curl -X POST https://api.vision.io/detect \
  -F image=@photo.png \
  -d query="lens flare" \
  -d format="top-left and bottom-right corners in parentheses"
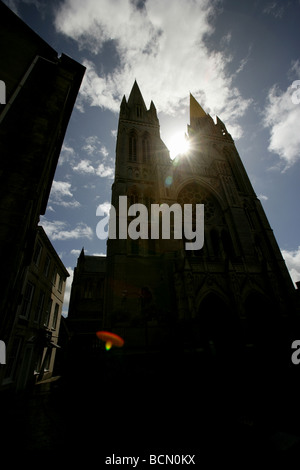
top-left (165, 175), bottom-right (173, 187)
top-left (96, 331), bottom-right (124, 350)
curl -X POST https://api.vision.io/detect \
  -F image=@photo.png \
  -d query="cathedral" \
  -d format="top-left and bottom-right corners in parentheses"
top-left (68, 81), bottom-right (296, 359)
top-left (66, 81), bottom-right (299, 453)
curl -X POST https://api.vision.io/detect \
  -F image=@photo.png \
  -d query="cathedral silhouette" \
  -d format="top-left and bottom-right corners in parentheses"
top-left (65, 82), bottom-right (299, 454)
top-left (68, 80), bottom-right (296, 355)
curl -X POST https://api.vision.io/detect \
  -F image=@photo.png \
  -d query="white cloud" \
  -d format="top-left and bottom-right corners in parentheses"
top-left (72, 159), bottom-right (114, 178)
top-left (83, 137), bottom-right (110, 159)
top-left (82, 135), bottom-right (102, 156)
top-left (49, 180), bottom-right (81, 208)
top-left (281, 247), bottom-right (300, 286)
top-left (96, 201), bottom-right (111, 215)
top-left (100, 145), bottom-right (109, 158)
top-left (70, 249), bottom-right (81, 256)
top-left (51, 180), bottom-right (73, 198)
top-left (258, 194), bottom-right (269, 201)
top-left (58, 143), bottom-right (76, 166)
top-left (54, 0), bottom-right (251, 137)
top-left (263, 62), bottom-right (300, 168)
top-left (40, 219), bottom-right (93, 241)
top-left (96, 163), bottom-right (114, 178)
top-left (73, 159), bottom-right (95, 174)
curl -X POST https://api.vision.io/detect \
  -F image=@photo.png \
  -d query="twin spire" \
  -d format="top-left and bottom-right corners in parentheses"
top-left (125, 80), bottom-right (207, 122)
top-left (189, 93), bottom-right (206, 120)
top-left (123, 81), bottom-right (230, 140)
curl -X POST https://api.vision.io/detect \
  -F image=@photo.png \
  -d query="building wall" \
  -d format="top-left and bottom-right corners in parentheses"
top-left (0, 3), bottom-right (84, 392)
top-left (1, 226), bottom-right (69, 392)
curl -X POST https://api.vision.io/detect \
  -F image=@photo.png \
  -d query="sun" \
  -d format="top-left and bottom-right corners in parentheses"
top-left (167, 132), bottom-right (190, 159)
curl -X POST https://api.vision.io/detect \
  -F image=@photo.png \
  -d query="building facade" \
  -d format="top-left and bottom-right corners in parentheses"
top-left (1, 227), bottom-right (69, 392)
top-left (0, 2), bottom-right (85, 391)
top-left (67, 250), bottom-right (106, 351)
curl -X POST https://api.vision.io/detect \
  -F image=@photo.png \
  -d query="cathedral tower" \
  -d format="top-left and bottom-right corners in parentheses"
top-left (104, 82), bottom-right (296, 356)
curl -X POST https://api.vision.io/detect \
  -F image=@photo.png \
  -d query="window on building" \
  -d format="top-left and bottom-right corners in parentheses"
top-left (129, 133), bottom-right (137, 162)
top-left (52, 303), bottom-right (59, 330)
top-left (58, 274), bottom-right (63, 293)
top-left (43, 255), bottom-right (51, 277)
top-left (136, 105), bottom-right (142, 118)
top-left (20, 282), bottom-right (35, 319)
top-left (34, 290), bottom-right (45, 323)
top-left (51, 268), bottom-right (57, 286)
top-left (142, 137), bottom-right (150, 163)
top-left (33, 241), bottom-right (42, 266)
top-left (44, 298), bottom-right (52, 327)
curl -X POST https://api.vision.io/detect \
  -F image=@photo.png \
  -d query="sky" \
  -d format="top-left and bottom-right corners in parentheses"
top-left (3, 0), bottom-right (300, 316)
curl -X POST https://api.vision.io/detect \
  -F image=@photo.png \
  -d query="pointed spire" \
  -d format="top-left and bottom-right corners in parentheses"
top-left (149, 100), bottom-right (158, 121)
top-left (190, 93), bottom-right (206, 120)
top-left (128, 80), bottom-right (147, 111)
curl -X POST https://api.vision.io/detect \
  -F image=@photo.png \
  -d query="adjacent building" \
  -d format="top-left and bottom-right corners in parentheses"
top-left (1, 226), bottom-right (69, 391)
top-left (67, 250), bottom-right (106, 353)
top-left (0, 2), bottom-right (85, 392)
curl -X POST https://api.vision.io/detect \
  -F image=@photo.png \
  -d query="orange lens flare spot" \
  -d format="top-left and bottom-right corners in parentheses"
top-left (96, 331), bottom-right (124, 350)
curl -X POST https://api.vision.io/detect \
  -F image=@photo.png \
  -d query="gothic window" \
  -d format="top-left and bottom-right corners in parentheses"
top-left (142, 135), bottom-right (150, 163)
top-left (177, 182), bottom-right (215, 221)
top-left (136, 105), bottom-right (142, 118)
top-left (129, 132), bottom-right (137, 162)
